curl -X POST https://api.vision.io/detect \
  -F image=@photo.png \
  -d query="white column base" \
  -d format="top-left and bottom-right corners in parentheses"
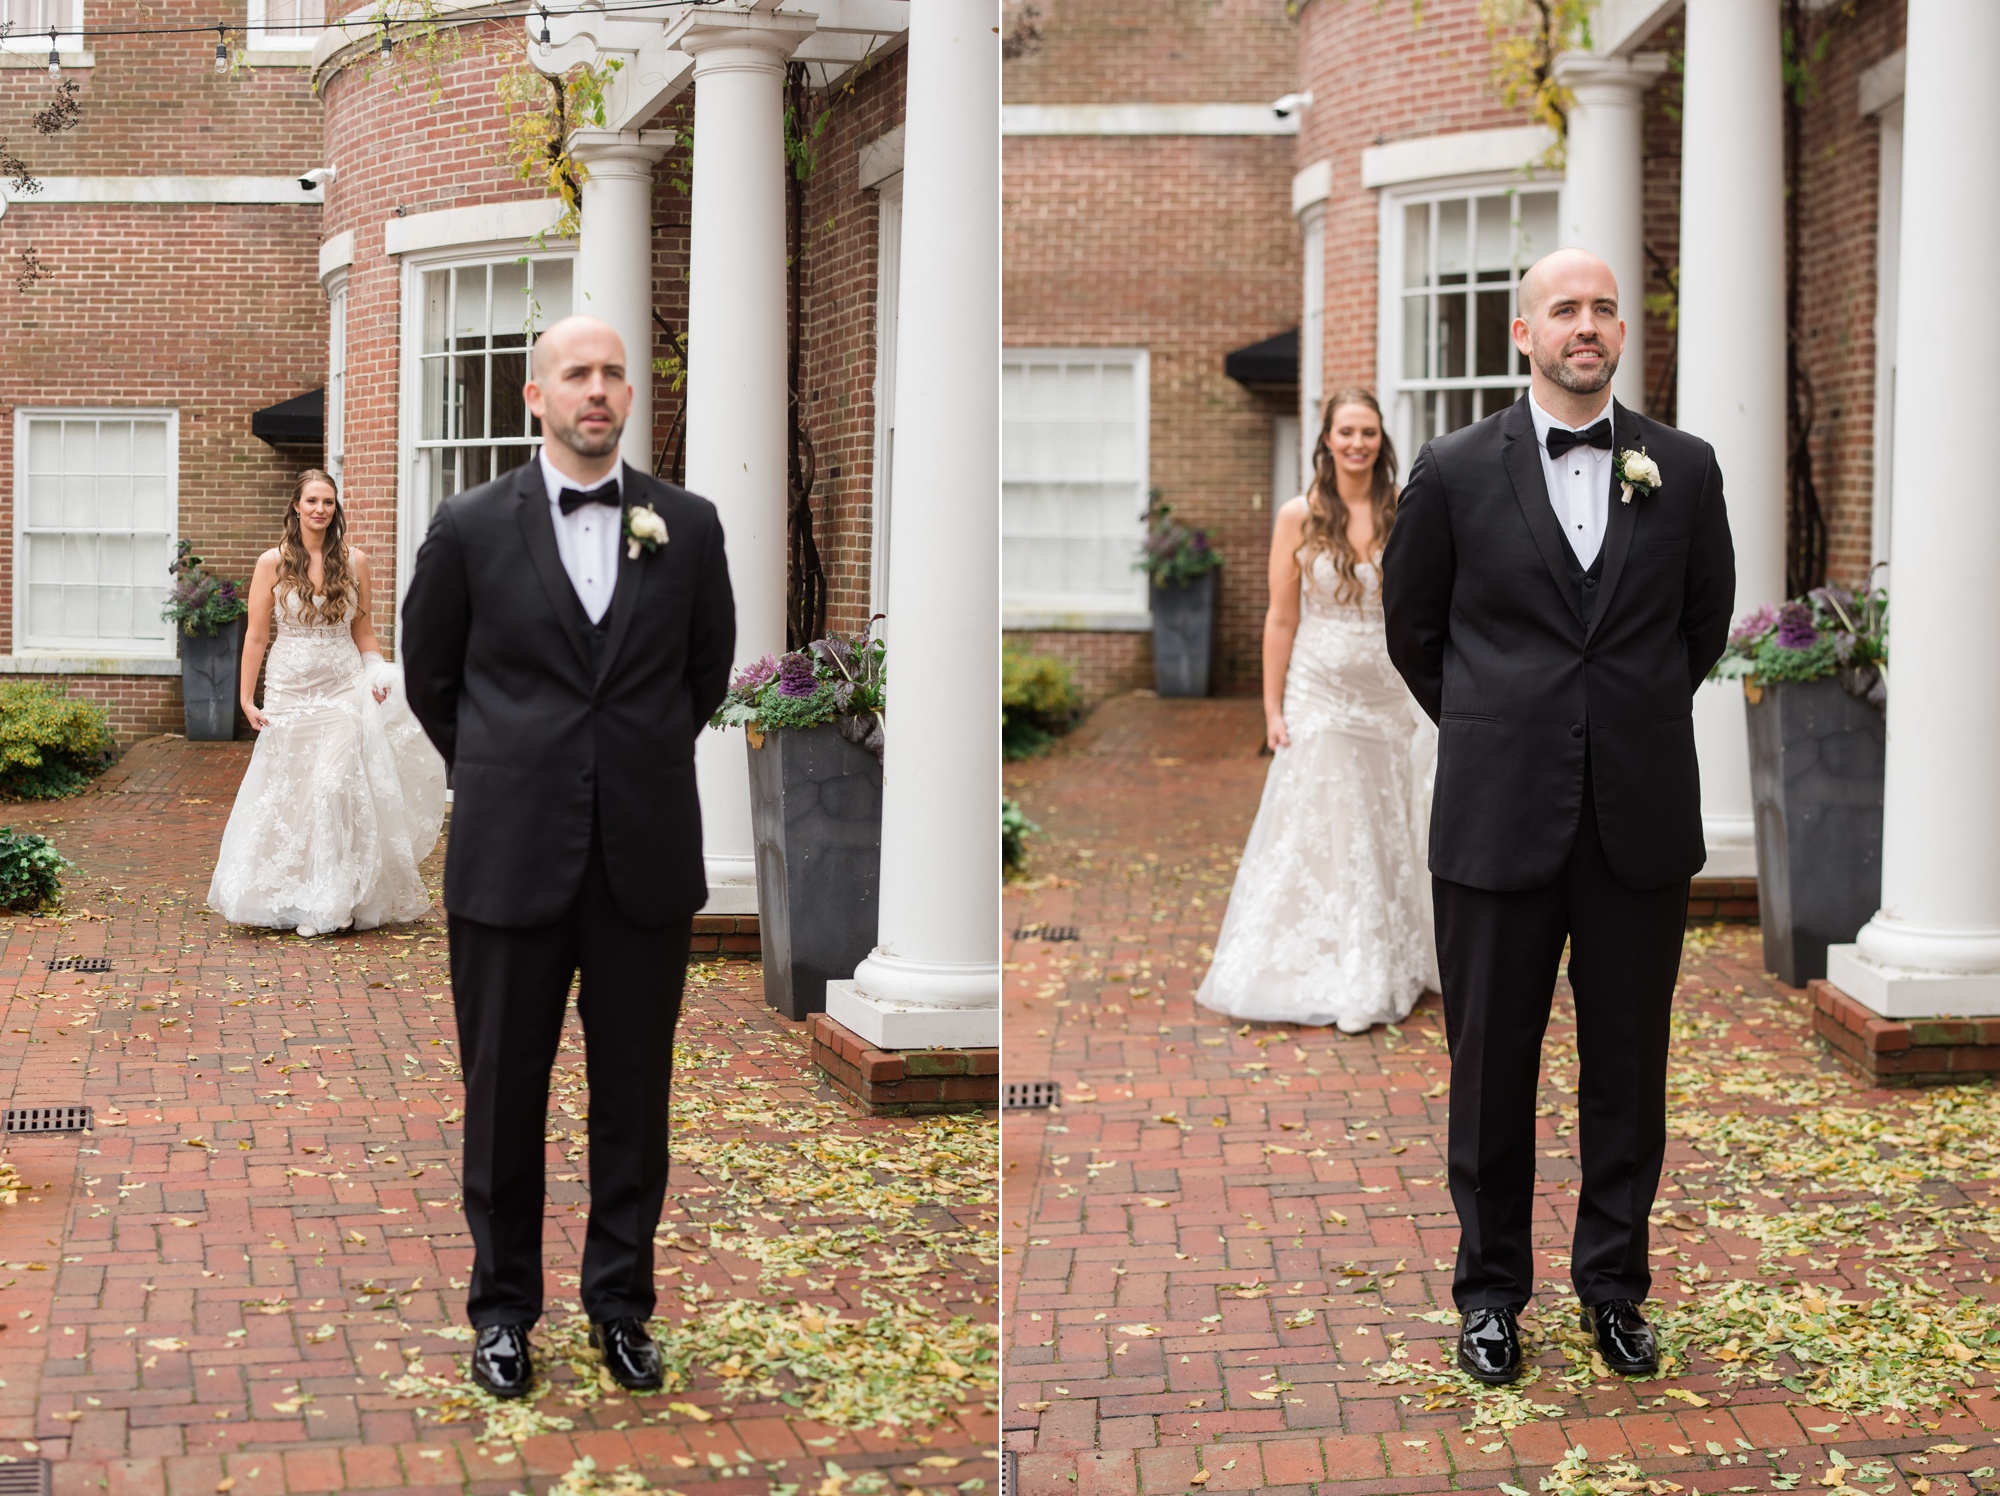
top-left (825, 979), bottom-right (999, 1050)
top-left (1698, 816), bottom-right (1758, 879)
top-left (1828, 943), bottom-right (2000, 1018)
top-left (1693, 677), bottom-right (1758, 878)
top-left (698, 857), bottom-right (758, 916)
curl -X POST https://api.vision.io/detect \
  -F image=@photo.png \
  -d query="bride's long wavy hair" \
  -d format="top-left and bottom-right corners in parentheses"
top-left (1299, 388), bottom-right (1399, 606)
top-left (274, 469), bottom-right (354, 626)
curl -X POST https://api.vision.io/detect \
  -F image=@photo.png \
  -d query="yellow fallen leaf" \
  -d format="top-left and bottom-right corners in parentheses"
top-left (216, 1481), bottom-right (235, 1494)
top-left (1190, 1475), bottom-right (1211, 1487)
top-left (1115, 1325), bottom-right (1160, 1337)
top-left (667, 1401), bottom-right (712, 1422)
top-left (1141, 1199), bottom-right (1171, 1208)
top-left (1249, 1390), bottom-right (1280, 1401)
top-left (917, 1458), bottom-right (961, 1470)
top-left (170, 1218), bottom-right (196, 1228)
top-left (146, 1338), bottom-right (186, 1351)
top-left (1669, 1446), bottom-right (1691, 1456)
top-left (670, 1456), bottom-right (697, 1469)
top-left (1927, 1446), bottom-right (1971, 1457)
top-left (1665, 1389), bottom-right (1710, 1408)
top-left (1325, 1210), bottom-right (1348, 1225)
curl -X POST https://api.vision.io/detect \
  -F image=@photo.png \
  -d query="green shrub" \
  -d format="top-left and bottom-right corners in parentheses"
top-left (0, 828), bottom-right (70, 911)
top-left (1002, 646), bottom-right (1081, 760)
top-left (1002, 798), bottom-right (1039, 877)
top-left (0, 683), bottom-right (114, 801)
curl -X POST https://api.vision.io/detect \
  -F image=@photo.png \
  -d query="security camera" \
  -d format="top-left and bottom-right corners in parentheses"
top-left (299, 166), bottom-right (336, 192)
top-left (1271, 91), bottom-right (1313, 118)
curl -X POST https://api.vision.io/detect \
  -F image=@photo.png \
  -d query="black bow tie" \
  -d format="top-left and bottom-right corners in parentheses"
top-left (1545, 419), bottom-right (1613, 458)
top-left (558, 484), bottom-right (621, 515)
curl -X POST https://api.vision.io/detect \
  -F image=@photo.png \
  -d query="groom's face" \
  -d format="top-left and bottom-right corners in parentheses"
top-left (1513, 257), bottom-right (1624, 397)
top-left (525, 324), bottom-right (631, 461)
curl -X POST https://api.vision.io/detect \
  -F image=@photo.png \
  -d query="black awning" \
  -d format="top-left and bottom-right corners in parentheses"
top-left (1223, 328), bottom-right (1299, 391)
top-left (250, 388), bottom-right (325, 446)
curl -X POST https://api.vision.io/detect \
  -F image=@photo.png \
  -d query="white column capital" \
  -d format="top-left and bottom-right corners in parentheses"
top-left (672, 7), bottom-right (815, 69)
top-left (566, 127), bottom-right (676, 175)
top-left (1552, 50), bottom-right (1670, 103)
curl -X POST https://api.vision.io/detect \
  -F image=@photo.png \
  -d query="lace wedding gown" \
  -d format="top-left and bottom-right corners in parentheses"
top-left (1196, 556), bottom-right (1440, 1030)
top-left (208, 591), bottom-right (447, 933)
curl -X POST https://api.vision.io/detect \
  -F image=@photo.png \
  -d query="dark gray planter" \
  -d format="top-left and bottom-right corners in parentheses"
top-left (1150, 570), bottom-right (1217, 698)
top-left (179, 618), bottom-right (245, 742)
top-left (747, 722), bottom-right (883, 1021)
top-left (1746, 676), bottom-right (1885, 986)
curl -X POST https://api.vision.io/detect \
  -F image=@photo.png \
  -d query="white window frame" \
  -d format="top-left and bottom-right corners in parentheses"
top-left (395, 238), bottom-right (576, 596)
top-left (325, 269), bottom-right (348, 481)
top-left (0, 0), bottom-right (78, 52)
top-left (1299, 204), bottom-right (1325, 478)
top-left (1001, 346), bottom-right (1151, 629)
top-left (11, 406), bottom-right (179, 660)
top-left (242, 0), bottom-right (323, 56)
top-left (1375, 174), bottom-right (1564, 461)
top-left (870, 172), bottom-right (902, 622)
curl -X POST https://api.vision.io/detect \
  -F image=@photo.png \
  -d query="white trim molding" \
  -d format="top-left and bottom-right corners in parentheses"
top-left (318, 229), bottom-right (355, 286)
top-left (0, 654), bottom-right (180, 676)
top-left (858, 125), bottom-right (904, 191)
top-left (1002, 103), bottom-right (1298, 137)
top-left (1858, 48), bottom-right (1905, 118)
top-left (0, 176), bottom-right (321, 213)
top-left (1293, 158), bottom-right (1332, 217)
top-left (1002, 612), bottom-right (1152, 634)
top-left (1594, 0), bottom-right (1683, 56)
top-left (0, 49), bottom-right (92, 67)
top-left (1360, 126), bottom-right (1558, 189)
top-left (382, 199), bottom-right (564, 258)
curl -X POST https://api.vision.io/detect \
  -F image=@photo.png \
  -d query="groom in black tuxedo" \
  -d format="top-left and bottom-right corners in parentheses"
top-left (402, 315), bottom-right (735, 1398)
top-left (1382, 249), bottom-right (1734, 1384)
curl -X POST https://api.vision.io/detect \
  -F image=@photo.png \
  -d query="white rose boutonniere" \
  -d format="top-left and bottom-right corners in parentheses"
top-left (1615, 448), bottom-right (1662, 505)
top-left (624, 503), bottom-right (668, 560)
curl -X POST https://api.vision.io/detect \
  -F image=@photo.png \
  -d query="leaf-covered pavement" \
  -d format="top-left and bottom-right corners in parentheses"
top-left (1003, 694), bottom-right (2000, 1495)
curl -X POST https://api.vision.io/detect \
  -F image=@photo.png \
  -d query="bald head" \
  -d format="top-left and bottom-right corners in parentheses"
top-left (530, 314), bottom-right (626, 382)
top-left (524, 314), bottom-right (632, 475)
top-left (1512, 248), bottom-right (1624, 409)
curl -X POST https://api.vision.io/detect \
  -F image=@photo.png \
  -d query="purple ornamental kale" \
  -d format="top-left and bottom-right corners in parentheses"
top-left (775, 651), bottom-right (820, 698)
top-left (1774, 601), bottom-right (1819, 650)
top-left (1729, 604), bottom-right (1779, 647)
top-left (732, 654), bottom-right (779, 694)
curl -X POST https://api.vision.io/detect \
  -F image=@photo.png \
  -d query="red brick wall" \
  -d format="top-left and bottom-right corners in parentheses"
top-left (8, 675), bottom-right (183, 745)
top-left (1004, 627), bottom-right (1152, 706)
top-left (1002, 0), bottom-right (1298, 105)
top-left (1638, 19), bottom-right (1683, 426)
top-left (1790, 0), bottom-right (1904, 589)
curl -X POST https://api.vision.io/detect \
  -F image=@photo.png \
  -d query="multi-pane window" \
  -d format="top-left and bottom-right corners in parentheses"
top-left (1001, 350), bottom-right (1149, 620)
top-left (246, 0), bottom-right (322, 44)
top-left (411, 254), bottom-right (573, 538)
top-left (1390, 187), bottom-right (1560, 453)
top-left (0, 0), bottom-right (78, 45)
top-left (14, 411), bottom-right (176, 657)
top-left (326, 277), bottom-right (347, 478)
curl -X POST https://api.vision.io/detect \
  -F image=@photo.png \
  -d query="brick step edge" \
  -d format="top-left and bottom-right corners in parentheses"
top-left (1688, 876), bottom-right (1758, 924)
top-left (690, 913), bottom-right (759, 959)
top-left (808, 1012), bottom-right (997, 1116)
top-left (1810, 977), bottom-right (2000, 1086)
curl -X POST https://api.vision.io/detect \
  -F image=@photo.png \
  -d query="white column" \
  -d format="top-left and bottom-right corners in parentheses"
top-left (1829, 0), bottom-right (2000, 1015)
top-left (1676, 0), bottom-right (1787, 880)
top-left (1553, 52), bottom-right (1667, 414)
top-left (826, 0), bottom-right (999, 1050)
top-left (568, 129), bottom-right (672, 473)
top-left (678, 12), bottom-right (812, 910)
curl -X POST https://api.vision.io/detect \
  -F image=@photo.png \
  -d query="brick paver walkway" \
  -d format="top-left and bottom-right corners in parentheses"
top-left (0, 737), bottom-right (996, 1495)
top-left (1003, 695), bottom-right (2000, 1496)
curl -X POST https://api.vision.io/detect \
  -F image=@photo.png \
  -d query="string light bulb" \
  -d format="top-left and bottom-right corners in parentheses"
top-left (47, 29), bottom-right (59, 77)
top-left (214, 27), bottom-right (229, 73)
top-left (537, 7), bottom-right (551, 57)
top-left (377, 26), bottom-right (392, 60)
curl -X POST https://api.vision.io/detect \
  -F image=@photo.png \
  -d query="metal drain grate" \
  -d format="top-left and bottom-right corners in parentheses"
top-left (999, 1450), bottom-right (1017, 1496)
top-left (1002, 1080), bottom-right (1061, 1110)
top-left (1011, 924), bottom-right (1078, 942)
top-left (2, 1106), bottom-right (91, 1133)
top-left (0, 1459), bottom-right (49, 1495)
top-left (45, 956), bottom-right (111, 972)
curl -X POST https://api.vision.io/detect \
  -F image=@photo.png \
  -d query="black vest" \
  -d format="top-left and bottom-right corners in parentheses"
top-left (1562, 537), bottom-right (1607, 629)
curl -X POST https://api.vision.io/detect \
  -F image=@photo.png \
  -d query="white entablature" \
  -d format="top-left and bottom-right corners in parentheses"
top-left (531, 0), bottom-right (908, 133)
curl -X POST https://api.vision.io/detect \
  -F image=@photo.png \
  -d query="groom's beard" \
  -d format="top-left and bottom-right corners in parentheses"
top-left (1535, 337), bottom-right (1620, 395)
top-left (546, 403), bottom-right (625, 460)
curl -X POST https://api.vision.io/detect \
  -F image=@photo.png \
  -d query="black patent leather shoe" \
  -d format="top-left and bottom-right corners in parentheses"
top-left (591, 1316), bottom-right (664, 1392)
top-left (1456, 1306), bottom-right (1523, 1385)
top-left (1580, 1298), bottom-right (1658, 1376)
top-left (470, 1323), bottom-right (534, 1400)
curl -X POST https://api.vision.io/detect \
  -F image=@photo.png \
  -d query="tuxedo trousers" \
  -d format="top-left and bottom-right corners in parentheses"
top-left (448, 814), bottom-right (692, 1328)
top-left (1433, 758), bottom-right (1688, 1313)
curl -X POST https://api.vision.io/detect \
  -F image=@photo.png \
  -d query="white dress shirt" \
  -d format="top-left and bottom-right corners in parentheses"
top-left (1529, 393), bottom-right (1615, 568)
top-left (537, 447), bottom-right (622, 624)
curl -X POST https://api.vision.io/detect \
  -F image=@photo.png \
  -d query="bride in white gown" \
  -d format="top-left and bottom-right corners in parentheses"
top-left (1197, 390), bottom-right (1439, 1034)
top-left (208, 469), bottom-right (447, 937)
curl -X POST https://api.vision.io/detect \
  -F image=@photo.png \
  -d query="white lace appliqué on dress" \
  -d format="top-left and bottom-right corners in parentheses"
top-left (1196, 556), bottom-right (1440, 1028)
top-left (207, 591), bottom-right (448, 932)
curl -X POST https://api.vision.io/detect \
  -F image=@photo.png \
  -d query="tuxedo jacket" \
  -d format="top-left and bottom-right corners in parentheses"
top-left (1381, 395), bottom-right (1736, 892)
top-left (401, 460), bottom-right (736, 928)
